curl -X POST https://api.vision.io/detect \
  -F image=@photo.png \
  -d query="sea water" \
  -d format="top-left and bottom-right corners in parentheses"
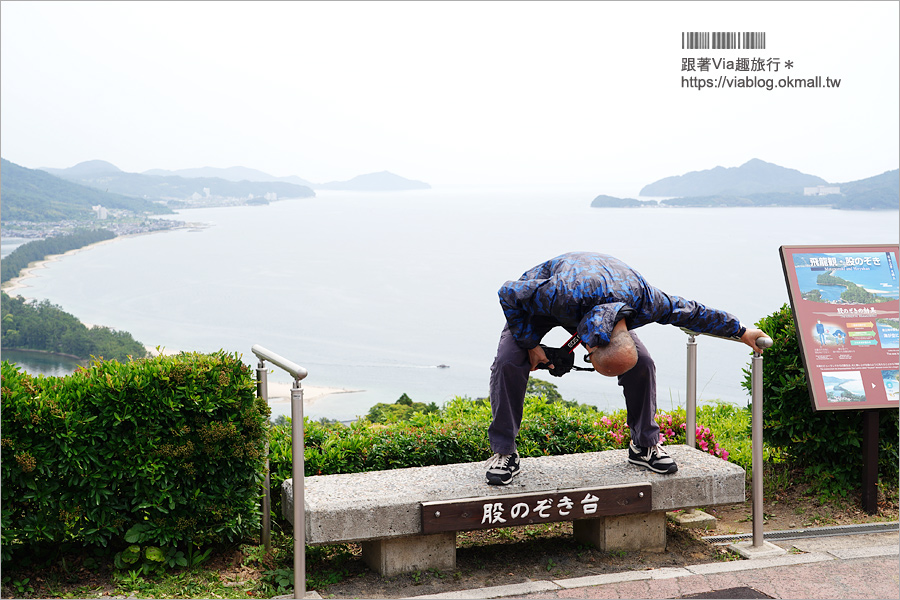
top-left (6, 184), bottom-right (898, 421)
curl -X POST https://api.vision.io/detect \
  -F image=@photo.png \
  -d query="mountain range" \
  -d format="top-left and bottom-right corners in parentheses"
top-left (1, 158), bottom-right (433, 222)
top-left (80, 162), bottom-right (430, 192)
top-left (41, 160), bottom-right (316, 202)
top-left (1, 158), bottom-right (173, 221)
top-left (592, 159), bottom-right (899, 210)
top-left (640, 159), bottom-right (827, 196)
top-left (142, 165), bottom-right (315, 187)
top-left (142, 166), bottom-right (431, 191)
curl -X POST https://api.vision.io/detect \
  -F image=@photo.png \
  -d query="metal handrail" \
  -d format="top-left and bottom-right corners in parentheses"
top-left (252, 344), bottom-right (309, 380)
top-left (253, 344), bottom-right (307, 600)
top-left (683, 330), bottom-right (772, 548)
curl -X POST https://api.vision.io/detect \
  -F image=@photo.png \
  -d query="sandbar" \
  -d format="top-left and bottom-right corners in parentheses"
top-left (1, 237), bottom-right (124, 297)
top-left (263, 381), bottom-right (362, 406)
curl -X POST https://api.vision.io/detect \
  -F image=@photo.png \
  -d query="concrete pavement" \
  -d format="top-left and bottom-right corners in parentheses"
top-left (411, 531), bottom-right (899, 600)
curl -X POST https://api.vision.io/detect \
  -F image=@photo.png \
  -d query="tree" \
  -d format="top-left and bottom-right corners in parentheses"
top-left (366, 394), bottom-right (439, 424)
top-left (525, 378), bottom-right (564, 403)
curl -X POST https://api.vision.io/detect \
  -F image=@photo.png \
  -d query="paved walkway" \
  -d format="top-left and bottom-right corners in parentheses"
top-left (411, 532), bottom-right (899, 600)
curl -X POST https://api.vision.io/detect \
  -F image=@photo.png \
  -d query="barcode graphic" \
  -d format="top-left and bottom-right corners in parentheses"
top-left (682, 32), bottom-right (766, 50)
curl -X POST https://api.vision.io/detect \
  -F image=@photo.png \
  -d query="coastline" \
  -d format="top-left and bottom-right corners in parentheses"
top-left (1, 231), bottom-right (156, 298)
top-left (0, 234), bottom-right (364, 404)
top-left (263, 380), bottom-right (363, 407)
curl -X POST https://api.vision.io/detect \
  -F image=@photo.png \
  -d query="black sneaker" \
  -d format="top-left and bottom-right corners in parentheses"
top-left (628, 441), bottom-right (678, 474)
top-left (485, 452), bottom-right (521, 485)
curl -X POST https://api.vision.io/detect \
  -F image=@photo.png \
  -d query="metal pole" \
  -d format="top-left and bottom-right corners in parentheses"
top-left (256, 360), bottom-right (271, 553)
top-left (251, 345), bottom-right (308, 596)
top-left (751, 347), bottom-right (765, 547)
top-left (686, 334), bottom-right (698, 449)
top-left (291, 378), bottom-right (305, 599)
top-left (684, 334), bottom-right (698, 516)
top-left (861, 409), bottom-right (880, 515)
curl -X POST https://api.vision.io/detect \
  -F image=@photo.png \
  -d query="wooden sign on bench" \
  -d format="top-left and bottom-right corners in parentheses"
top-left (421, 483), bottom-right (651, 534)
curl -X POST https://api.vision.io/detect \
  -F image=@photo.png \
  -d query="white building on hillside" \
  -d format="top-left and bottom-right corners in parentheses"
top-left (803, 185), bottom-right (841, 196)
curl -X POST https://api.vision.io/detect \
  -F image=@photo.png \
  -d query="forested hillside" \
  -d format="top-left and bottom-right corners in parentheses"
top-left (1, 158), bottom-right (172, 221)
top-left (1, 292), bottom-right (148, 362)
top-left (1, 229), bottom-right (117, 283)
top-left (45, 160), bottom-right (316, 201)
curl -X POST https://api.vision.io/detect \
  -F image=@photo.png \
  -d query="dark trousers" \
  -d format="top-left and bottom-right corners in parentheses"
top-left (488, 325), bottom-right (660, 454)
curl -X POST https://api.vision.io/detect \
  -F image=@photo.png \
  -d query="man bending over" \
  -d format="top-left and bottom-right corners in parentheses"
top-left (486, 251), bottom-right (768, 485)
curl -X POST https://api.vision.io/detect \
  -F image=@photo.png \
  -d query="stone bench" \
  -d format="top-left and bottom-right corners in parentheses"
top-left (282, 445), bottom-right (744, 576)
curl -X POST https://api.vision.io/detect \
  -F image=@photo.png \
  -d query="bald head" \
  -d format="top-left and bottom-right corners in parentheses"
top-left (590, 320), bottom-right (638, 377)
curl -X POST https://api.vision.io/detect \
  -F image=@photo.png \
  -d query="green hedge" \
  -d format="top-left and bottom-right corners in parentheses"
top-left (0, 351), bottom-right (269, 561)
top-left (743, 304), bottom-right (900, 494)
top-left (266, 397), bottom-right (724, 520)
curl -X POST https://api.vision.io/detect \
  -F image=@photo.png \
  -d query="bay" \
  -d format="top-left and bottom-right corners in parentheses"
top-left (2, 349), bottom-right (84, 377)
top-left (9, 185), bottom-right (899, 421)
top-left (1, 238), bottom-right (32, 258)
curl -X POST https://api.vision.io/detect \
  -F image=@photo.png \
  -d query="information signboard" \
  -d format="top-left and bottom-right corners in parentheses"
top-left (780, 244), bottom-right (900, 411)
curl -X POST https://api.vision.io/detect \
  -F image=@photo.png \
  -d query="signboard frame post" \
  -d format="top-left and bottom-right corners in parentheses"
top-left (779, 244), bottom-right (899, 515)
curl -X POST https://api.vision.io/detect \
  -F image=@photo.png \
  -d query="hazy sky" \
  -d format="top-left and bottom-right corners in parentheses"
top-left (2, 1), bottom-right (897, 192)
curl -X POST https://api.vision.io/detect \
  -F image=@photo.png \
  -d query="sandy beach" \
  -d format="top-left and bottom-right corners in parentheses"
top-left (263, 380), bottom-right (362, 407)
top-left (1, 225), bottom-right (201, 298)
top-left (2, 236), bottom-right (125, 297)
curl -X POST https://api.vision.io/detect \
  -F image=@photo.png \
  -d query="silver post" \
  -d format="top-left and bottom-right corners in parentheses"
top-left (251, 345), bottom-right (308, 595)
top-left (684, 334), bottom-right (698, 516)
top-left (749, 336), bottom-right (772, 548)
top-left (291, 378), bottom-right (306, 599)
top-left (257, 360), bottom-right (271, 553)
top-left (751, 347), bottom-right (765, 547)
top-left (686, 334), bottom-right (698, 449)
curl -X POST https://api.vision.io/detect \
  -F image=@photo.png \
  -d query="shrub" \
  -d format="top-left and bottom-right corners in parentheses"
top-left (742, 304), bottom-right (900, 495)
top-left (365, 393), bottom-right (439, 424)
top-left (0, 351), bottom-right (268, 562)
top-left (266, 396), bottom-right (733, 522)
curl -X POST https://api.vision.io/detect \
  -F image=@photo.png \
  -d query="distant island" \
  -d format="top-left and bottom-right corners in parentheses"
top-left (590, 195), bottom-right (646, 208)
top-left (315, 171), bottom-right (431, 191)
top-left (591, 159), bottom-right (899, 210)
top-left (640, 158), bottom-right (827, 196)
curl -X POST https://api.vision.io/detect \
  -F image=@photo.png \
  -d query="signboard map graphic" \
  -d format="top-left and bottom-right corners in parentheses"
top-left (780, 245), bottom-right (900, 411)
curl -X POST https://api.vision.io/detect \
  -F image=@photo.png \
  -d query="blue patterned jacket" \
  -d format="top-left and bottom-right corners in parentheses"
top-left (498, 252), bottom-right (745, 349)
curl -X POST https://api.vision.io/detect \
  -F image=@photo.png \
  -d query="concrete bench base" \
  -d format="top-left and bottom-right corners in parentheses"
top-left (361, 532), bottom-right (457, 576)
top-left (356, 512), bottom-right (670, 576)
top-left (283, 445), bottom-right (743, 576)
top-left (574, 511), bottom-right (668, 553)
